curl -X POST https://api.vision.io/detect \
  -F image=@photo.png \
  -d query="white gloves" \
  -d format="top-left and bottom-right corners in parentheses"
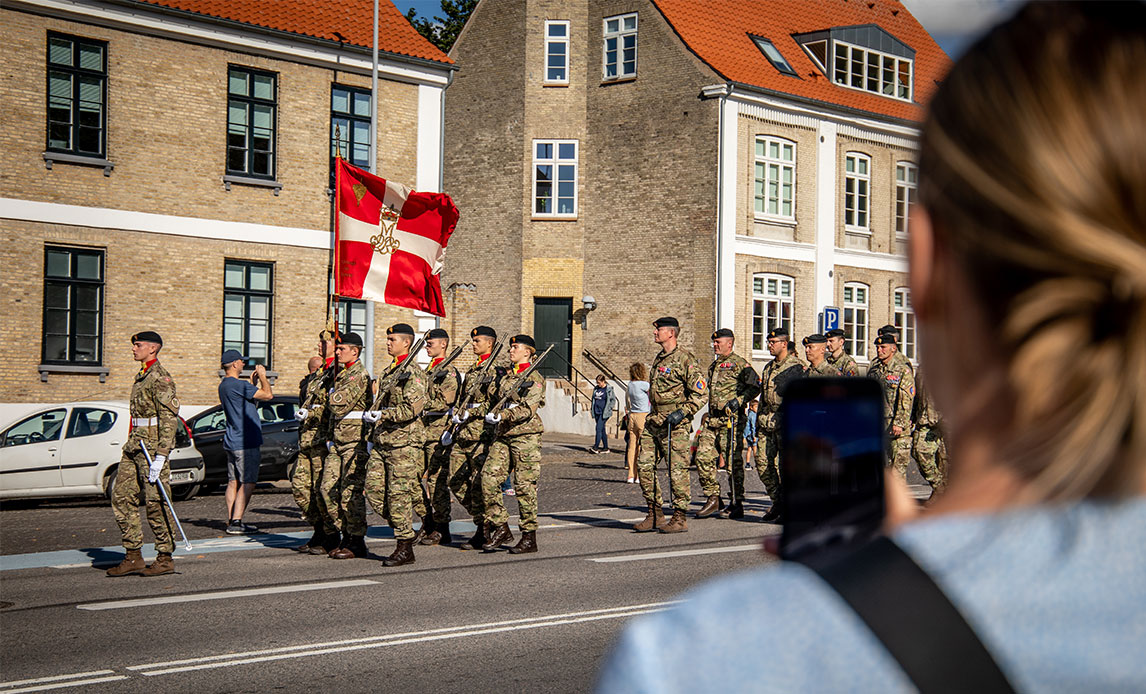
top-left (363, 410), bottom-right (382, 423)
top-left (294, 408), bottom-right (308, 422)
top-left (326, 441), bottom-right (334, 453)
top-left (451, 409), bottom-right (470, 425)
top-left (148, 455), bottom-right (166, 483)
top-left (484, 412), bottom-right (502, 424)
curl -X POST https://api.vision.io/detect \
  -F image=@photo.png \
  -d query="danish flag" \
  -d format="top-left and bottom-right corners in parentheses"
top-left (334, 158), bottom-right (458, 316)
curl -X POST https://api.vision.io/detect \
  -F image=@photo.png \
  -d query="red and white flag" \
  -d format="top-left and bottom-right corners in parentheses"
top-left (334, 159), bottom-right (458, 316)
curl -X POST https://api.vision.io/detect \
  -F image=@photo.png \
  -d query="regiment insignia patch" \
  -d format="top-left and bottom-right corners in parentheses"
top-left (695, 378), bottom-right (707, 391)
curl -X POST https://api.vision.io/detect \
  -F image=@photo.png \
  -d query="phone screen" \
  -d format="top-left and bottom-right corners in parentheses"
top-left (779, 378), bottom-right (885, 562)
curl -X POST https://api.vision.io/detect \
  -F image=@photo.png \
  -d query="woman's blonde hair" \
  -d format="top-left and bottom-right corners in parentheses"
top-left (629, 362), bottom-right (648, 381)
top-left (919, 1), bottom-right (1146, 499)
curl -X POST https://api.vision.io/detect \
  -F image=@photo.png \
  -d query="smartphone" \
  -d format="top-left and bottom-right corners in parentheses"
top-left (778, 377), bottom-right (886, 564)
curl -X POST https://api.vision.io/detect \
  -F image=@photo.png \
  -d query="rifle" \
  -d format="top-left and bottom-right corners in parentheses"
top-left (428, 345), bottom-right (465, 381)
top-left (485, 345), bottom-right (554, 418)
top-left (439, 341), bottom-right (503, 446)
top-left (368, 336), bottom-right (427, 411)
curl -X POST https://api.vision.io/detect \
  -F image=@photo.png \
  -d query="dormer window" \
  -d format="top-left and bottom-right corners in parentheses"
top-left (750, 35), bottom-right (798, 77)
top-left (795, 25), bottom-right (914, 102)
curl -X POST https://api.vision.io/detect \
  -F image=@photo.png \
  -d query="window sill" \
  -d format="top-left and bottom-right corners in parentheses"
top-left (531, 216), bottom-right (579, 222)
top-left (223, 175), bottom-right (282, 196)
top-left (38, 364), bottom-right (109, 383)
top-left (600, 76), bottom-right (637, 85)
top-left (42, 152), bottom-right (114, 176)
top-left (754, 215), bottom-right (798, 227)
top-left (542, 81), bottom-right (570, 87)
top-left (844, 227), bottom-right (872, 237)
top-left (216, 368), bottom-right (279, 386)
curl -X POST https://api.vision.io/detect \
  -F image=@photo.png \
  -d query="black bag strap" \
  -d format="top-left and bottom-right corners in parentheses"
top-left (808, 536), bottom-right (1016, 694)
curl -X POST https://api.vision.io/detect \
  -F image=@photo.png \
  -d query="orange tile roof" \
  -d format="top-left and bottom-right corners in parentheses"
top-left (134, 0), bottom-right (452, 64)
top-left (652, 0), bottom-right (950, 122)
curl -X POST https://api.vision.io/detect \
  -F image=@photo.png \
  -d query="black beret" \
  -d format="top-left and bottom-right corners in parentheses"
top-left (875, 333), bottom-right (898, 346)
top-left (471, 326), bottom-right (497, 339)
top-left (653, 317), bottom-right (679, 328)
top-left (131, 330), bottom-right (163, 345)
top-left (803, 334), bottom-right (827, 345)
top-left (425, 328), bottom-right (449, 340)
top-left (387, 323), bottom-right (415, 336)
top-left (878, 324), bottom-right (899, 337)
top-left (339, 332), bottom-right (364, 347)
top-left (509, 334), bottom-right (535, 348)
top-left (825, 328), bottom-right (846, 339)
top-left (767, 326), bottom-right (789, 339)
top-left (711, 328), bottom-right (734, 340)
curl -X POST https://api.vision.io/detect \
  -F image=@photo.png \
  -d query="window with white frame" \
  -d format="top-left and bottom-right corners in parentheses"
top-left (533, 140), bottom-right (578, 217)
top-left (752, 274), bottom-right (794, 352)
top-left (544, 21), bottom-right (570, 84)
top-left (893, 288), bottom-right (916, 361)
top-left (754, 136), bottom-right (796, 220)
top-left (603, 13), bottom-right (637, 80)
top-left (895, 162), bottom-right (917, 237)
top-left (843, 282), bottom-right (868, 359)
top-left (844, 152), bottom-right (870, 232)
top-left (832, 41), bottom-right (913, 101)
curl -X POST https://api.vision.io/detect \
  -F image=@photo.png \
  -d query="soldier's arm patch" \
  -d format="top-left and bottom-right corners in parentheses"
top-left (695, 378), bottom-right (707, 392)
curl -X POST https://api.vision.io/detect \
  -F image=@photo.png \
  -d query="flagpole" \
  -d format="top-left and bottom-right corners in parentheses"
top-left (366, 0), bottom-right (379, 375)
top-left (331, 126), bottom-right (343, 330)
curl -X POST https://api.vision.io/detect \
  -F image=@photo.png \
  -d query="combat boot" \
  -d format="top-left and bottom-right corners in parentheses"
top-left (382, 539), bottom-right (416, 567)
top-left (294, 523), bottom-right (324, 553)
top-left (696, 495), bottom-right (722, 518)
top-left (726, 501), bottom-right (745, 519)
top-left (761, 502), bottom-right (784, 523)
top-left (315, 528), bottom-right (340, 555)
top-left (482, 522), bottom-right (514, 551)
top-left (106, 549), bottom-right (146, 577)
top-left (462, 522), bottom-right (486, 550)
top-left (141, 552), bottom-right (175, 577)
top-left (632, 505), bottom-right (665, 532)
top-left (659, 510), bottom-right (688, 533)
top-left (411, 520), bottom-right (429, 546)
top-left (509, 530), bottom-right (537, 554)
top-left (331, 535), bottom-right (368, 559)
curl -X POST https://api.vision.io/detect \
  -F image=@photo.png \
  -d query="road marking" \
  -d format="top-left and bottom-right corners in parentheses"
top-left (588, 544), bottom-right (762, 563)
top-left (76, 579), bottom-right (378, 611)
top-left (127, 601), bottom-right (679, 676)
top-left (0, 671), bottom-right (128, 694)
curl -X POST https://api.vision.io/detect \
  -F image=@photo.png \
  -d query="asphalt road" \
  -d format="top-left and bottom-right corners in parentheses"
top-left (0, 435), bottom-right (931, 693)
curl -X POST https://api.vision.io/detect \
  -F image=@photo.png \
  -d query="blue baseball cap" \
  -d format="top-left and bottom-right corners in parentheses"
top-left (221, 349), bottom-right (246, 365)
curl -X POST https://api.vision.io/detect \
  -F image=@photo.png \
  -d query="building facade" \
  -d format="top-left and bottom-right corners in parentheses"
top-left (0, 0), bottom-right (454, 406)
top-left (442, 0), bottom-right (947, 377)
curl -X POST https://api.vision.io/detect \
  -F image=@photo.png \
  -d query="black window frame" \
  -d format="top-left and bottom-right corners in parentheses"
top-left (336, 299), bottom-right (368, 340)
top-left (330, 84), bottom-right (373, 188)
top-left (226, 65), bottom-right (278, 180)
top-left (45, 32), bottom-right (108, 158)
top-left (222, 259), bottom-right (274, 368)
top-left (41, 245), bottom-right (105, 366)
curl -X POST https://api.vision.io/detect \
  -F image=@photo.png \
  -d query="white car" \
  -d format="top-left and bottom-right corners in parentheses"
top-left (0, 401), bottom-right (204, 501)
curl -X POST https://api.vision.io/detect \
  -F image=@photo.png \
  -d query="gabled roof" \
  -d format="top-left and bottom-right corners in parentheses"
top-left (132, 0), bottom-right (452, 64)
top-left (652, 0), bottom-right (950, 122)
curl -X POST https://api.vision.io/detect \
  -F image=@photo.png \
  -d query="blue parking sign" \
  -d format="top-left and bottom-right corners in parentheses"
top-left (822, 306), bottom-right (841, 332)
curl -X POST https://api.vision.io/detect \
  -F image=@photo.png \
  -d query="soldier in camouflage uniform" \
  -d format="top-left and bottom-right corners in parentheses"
top-left (825, 328), bottom-right (860, 376)
top-left (107, 331), bottom-right (181, 578)
top-left (363, 324), bottom-right (428, 567)
top-left (803, 334), bottom-right (841, 377)
top-left (634, 317), bottom-right (707, 534)
top-left (291, 330), bottom-right (338, 555)
top-left (693, 329), bottom-right (761, 520)
top-left (757, 327), bottom-right (804, 522)
top-left (912, 368), bottom-right (947, 495)
top-left (481, 334), bottom-right (546, 553)
top-left (873, 332), bottom-right (916, 478)
top-left (419, 328), bottom-right (461, 546)
top-left (320, 332), bottom-right (372, 559)
top-left (448, 326), bottom-right (505, 549)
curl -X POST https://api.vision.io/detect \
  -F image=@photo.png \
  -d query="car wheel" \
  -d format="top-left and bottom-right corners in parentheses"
top-left (103, 467), bottom-right (117, 500)
top-left (199, 483), bottom-right (220, 496)
top-left (172, 483), bottom-right (200, 501)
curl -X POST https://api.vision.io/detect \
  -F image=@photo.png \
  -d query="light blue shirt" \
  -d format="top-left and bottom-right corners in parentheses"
top-left (627, 381), bottom-right (650, 414)
top-left (597, 499), bottom-right (1146, 693)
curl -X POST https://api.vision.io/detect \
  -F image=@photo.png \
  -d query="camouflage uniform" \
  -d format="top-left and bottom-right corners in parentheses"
top-left (112, 360), bottom-right (180, 554)
top-left (806, 359), bottom-right (841, 377)
top-left (319, 360), bottom-right (371, 537)
top-left (365, 356), bottom-right (427, 541)
top-left (482, 366), bottom-right (545, 531)
top-left (639, 346), bottom-right (706, 512)
top-left (826, 349), bottom-right (860, 377)
top-left (693, 352), bottom-right (761, 503)
top-left (911, 372), bottom-right (946, 490)
top-left (293, 362), bottom-right (335, 534)
top-left (448, 354), bottom-right (505, 525)
top-left (757, 352), bottom-right (804, 503)
top-left (421, 357), bottom-right (461, 529)
top-left (877, 355), bottom-right (916, 476)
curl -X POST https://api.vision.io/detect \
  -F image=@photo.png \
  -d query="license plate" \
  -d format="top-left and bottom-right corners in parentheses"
top-left (171, 471), bottom-right (193, 483)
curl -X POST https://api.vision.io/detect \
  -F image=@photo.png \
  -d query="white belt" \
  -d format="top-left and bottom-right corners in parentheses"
top-left (131, 417), bottom-right (158, 426)
top-left (343, 411), bottom-right (366, 420)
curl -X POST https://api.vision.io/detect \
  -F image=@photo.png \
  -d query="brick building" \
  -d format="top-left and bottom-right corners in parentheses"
top-left (442, 0), bottom-right (949, 377)
top-left (0, 0), bottom-right (454, 406)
